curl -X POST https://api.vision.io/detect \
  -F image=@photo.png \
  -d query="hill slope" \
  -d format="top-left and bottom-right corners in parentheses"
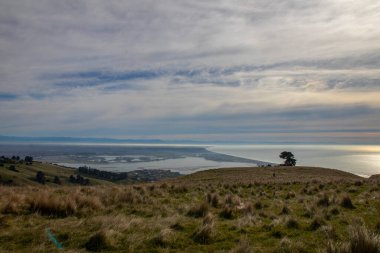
top-left (0, 161), bottom-right (112, 186)
top-left (173, 166), bottom-right (362, 185)
top-left (1, 165), bottom-right (379, 252)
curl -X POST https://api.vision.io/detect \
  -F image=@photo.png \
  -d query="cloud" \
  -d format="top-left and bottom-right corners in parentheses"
top-left (0, 92), bottom-right (18, 101)
top-left (0, 0), bottom-right (380, 143)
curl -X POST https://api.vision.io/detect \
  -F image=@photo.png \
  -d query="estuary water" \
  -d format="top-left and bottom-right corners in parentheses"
top-left (0, 143), bottom-right (379, 177)
top-left (208, 145), bottom-right (380, 177)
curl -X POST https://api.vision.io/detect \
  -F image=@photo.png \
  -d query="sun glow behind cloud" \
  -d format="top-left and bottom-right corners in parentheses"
top-left (0, 0), bottom-right (380, 143)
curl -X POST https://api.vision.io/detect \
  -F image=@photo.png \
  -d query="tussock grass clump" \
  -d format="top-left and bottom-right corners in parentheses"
top-left (230, 238), bottom-right (253, 253)
top-left (286, 191), bottom-right (296, 199)
top-left (354, 181), bottom-right (364, 186)
top-left (75, 195), bottom-right (103, 211)
top-left (206, 192), bottom-right (219, 208)
top-left (321, 225), bottom-right (338, 240)
top-left (317, 193), bottom-right (330, 207)
top-left (271, 229), bottom-right (284, 239)
top-left (203, 212), bottom-right (214, 225)
top-left (329, 206), bottom-right (340, 216)
top-left (28, 193), bottom-right (76, 217)
top-left (151, 228), bottom-right (174, 248)
top-left (375, 222), bottom-right (380, 235)
top-left (302, 205), bottom-right (316, 218)
top-left (220, 205), bottom-right (234, 219)
top-left (254, 201), bottom-right (263, 210)
top-left (285, 217), bottom-right (299, 229)
top-left (225, 194), bottom-right (241, 207)
top-left (280, 206), bottom-right (290, 215)
top-left (169, 184), bottom-right (188, 193)
top-left (320, 225), bottom-right (380, 253)
top-left (187, 202), bottom-right (209, 218)
top-left (274, 237), bottom-right (307, 253)
top-left (239, 202), bottom-right (253, 215)
top-left (193, 213), bottom-right (214, 244)
top-left (309, 217), bottom-right (326, 231)
top-left (340, 195), bottom-right (355, 209)
top-left (85, 230), bottom-right (113, 252)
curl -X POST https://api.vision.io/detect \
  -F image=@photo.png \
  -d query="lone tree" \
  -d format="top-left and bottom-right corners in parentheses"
top-left (279, 151), bottom-right (296, 166)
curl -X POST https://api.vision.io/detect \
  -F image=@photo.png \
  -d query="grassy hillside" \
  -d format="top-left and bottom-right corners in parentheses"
top-left (1, 166), bottom-right (380, 252)
top-left (0, 161), bottom-right (112, 186)
top-left (174, 166), bottom-right (362, 184)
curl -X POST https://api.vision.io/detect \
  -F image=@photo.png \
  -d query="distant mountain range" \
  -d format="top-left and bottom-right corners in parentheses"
top-left (0, 135), bottom-right (167, 144)
top-left (0, 135), bottom-right (209, 144)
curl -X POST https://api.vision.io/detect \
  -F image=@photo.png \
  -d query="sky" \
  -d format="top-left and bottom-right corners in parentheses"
top-left (0, 0), bottom-right (380, 144)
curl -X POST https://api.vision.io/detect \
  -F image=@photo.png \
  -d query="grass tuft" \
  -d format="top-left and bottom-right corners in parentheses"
top-left (285, 217), bottom-right (299, 229)
top-left (340, 195), bottom-right (355, 209)
top-left (309, 217), bottom-right (326, 231)
top-left (230, 238), bottom-right (253, 253)
top-left (85, 230), bottom-right (112, 252)
top-left (320, 225), bottom-right (380, 253)
top-left (193, 222), bottom-right (214, 244)
top-left (187, 202), bottom-right (209, 218)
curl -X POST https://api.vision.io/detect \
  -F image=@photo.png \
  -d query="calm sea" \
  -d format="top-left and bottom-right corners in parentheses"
top-left (208, 145), bottom-right (380, 177)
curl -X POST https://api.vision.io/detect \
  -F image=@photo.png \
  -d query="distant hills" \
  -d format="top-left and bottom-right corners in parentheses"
top-left (0, 135), bottom-right (169, 144)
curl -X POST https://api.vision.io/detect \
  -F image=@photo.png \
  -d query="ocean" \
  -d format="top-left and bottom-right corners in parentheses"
top-left (209, 144), bottom-right (380, 177)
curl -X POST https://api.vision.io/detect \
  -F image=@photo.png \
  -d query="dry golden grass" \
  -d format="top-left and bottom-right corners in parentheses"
top-left (0, 166), bottom-right (379, 252)
top-left (173, 166), bottom-right (362, 185)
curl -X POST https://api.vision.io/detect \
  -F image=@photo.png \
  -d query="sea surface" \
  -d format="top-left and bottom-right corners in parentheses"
top-left (209, 145), bottom-right (380, 177)
top-left (0, 143), bottom-right (379, 177)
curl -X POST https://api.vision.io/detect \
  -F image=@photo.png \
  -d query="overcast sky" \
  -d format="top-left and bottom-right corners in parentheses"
top-left (1, 0), bottom-right (380, 143)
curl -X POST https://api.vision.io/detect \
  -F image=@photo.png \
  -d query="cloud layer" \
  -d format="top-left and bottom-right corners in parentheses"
top-left (1, 0), bottom-right (380, 143)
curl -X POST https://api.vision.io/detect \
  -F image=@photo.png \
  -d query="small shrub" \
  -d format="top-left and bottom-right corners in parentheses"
top-left (341, 195), bottom-right (355, 209)
top-left (8, 165), bottom-right (18, 172)
top-left (53, 176), bottom-right (61, 185)
top-left (36, 171), bottom-right (46, 184)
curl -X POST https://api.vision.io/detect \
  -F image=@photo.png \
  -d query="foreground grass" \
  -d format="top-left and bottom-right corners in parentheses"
top-left (0, 167), bottom-right (380, 252)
